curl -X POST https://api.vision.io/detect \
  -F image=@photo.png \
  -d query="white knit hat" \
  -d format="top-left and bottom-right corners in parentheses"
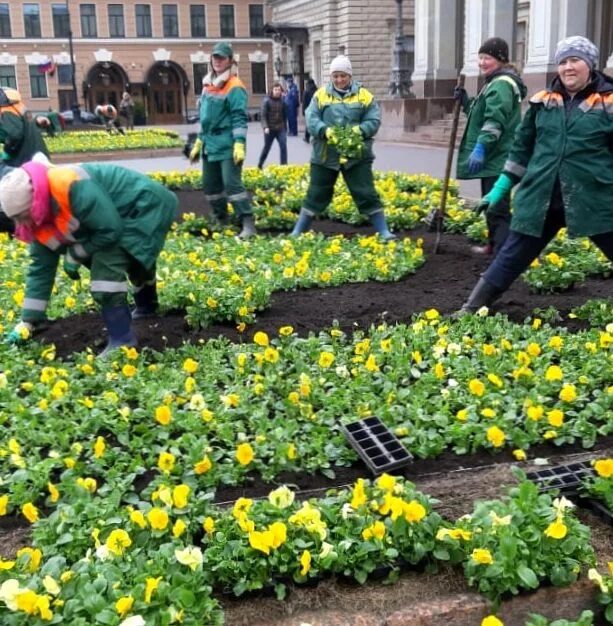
top-left (329, 55), bottom-right (352, 75)
top-left (0, 168), bottom-right (33, 218)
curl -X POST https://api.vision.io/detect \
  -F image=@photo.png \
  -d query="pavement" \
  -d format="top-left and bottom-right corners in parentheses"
top-left (109, 122), bottom-right (482, 200)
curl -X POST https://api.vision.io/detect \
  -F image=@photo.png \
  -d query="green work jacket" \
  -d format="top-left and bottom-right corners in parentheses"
top-left (504, 72), bottom-right (613, 238)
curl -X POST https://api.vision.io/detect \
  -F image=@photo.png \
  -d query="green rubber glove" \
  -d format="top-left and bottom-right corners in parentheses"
top-left (476, 173), bottom-right (514, 214)
top-left (7, 321), bottom-right (34, 345)
top-left (63, 253), bottom-right (81, 280)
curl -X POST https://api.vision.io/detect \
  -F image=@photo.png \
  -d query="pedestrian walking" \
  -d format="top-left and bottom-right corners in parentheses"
top-left (302, 78), bottom-right (317, 143)
top-left (284, 77), bottom-right (300, 136)
top-left (455, 37), bottom-right (527, 256)
top-left (458, 36), bottom-right (613, 313)
top-left (291, 55), bottom-right (394, 240)
top-left (119, 92), bottom-right (135, 131)
top-left (189, 41), bottom-right (256, 237)
top-left (257, 83), bottom-right (288, 168)
top-left (0, 155), bottom-right (177, 355)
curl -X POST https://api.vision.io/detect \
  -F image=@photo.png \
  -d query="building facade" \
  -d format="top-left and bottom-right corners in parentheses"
top-left (0, 1), bottom-right (274, 123)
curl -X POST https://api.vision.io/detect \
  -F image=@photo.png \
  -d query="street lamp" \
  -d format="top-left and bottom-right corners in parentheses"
top-left (66, 1), bottom-right (82, 122)
top-left (389, 0), bottom-right (414, 98)
top-left (274, 56), bottom-right (282, 78)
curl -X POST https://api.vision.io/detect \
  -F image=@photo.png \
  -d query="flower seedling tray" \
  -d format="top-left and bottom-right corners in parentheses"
top-left (578, 498), bottom-right (613, 526)
top-left (342, 416), bottom-right (413, 476)
top-left (526, 460), bottom-right (594, 495)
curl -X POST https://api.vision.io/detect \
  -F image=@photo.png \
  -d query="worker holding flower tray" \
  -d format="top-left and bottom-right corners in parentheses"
top-left (291, 55), bottom-right (395, 240)
top-left (0, 154), bottom-right (177, 356)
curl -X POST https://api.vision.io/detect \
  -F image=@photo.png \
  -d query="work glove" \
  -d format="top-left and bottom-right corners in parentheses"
top-left (351, 125), bottom-right (362, 136)
top-left (6, 321), bottom-right (35, 345)
top-left (475, 173), bottom-right (514, 214)
top-left (324, 127), bottom-right (337, 143)
top-left (467, 143), bottom-right (486, 175)
top-left (63, 252), bottom-right (81, 281)
top-left (188, 138), bottom-right (203, 163)
top-left (453, 86), bottom-right (469, 109)
top-left (233, 142), bottom-right (245, 165)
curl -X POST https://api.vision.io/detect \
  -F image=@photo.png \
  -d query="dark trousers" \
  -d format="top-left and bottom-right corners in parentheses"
top-left (287, 111), bottom-right (298, 136)
top-left (258, 130), bottom-right (288, 167)
top-left (304, 161), bottom-right (381, 216)
top-left (481, 176), bottom-right (511, 254)
top-left (483, 208), bottom-right (613, 291)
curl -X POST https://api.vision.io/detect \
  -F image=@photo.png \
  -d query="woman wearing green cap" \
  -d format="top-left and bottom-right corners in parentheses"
top-left (189, 41), bottom-right (256, 237)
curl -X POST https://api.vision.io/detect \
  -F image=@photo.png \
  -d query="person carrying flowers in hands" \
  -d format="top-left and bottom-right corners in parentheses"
top-left (0, 154), bottom-right (177, 356)
top-left (458, 36), bottom-right (613, 314)
top-left (455, 37), bottom-right (527, 256)
top-left (189, 41), bottom-right (256, 237)
top-left (291, 55), bottom-right (394, 240)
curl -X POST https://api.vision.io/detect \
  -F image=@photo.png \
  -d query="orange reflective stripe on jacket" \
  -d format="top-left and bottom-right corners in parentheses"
top-left (34, 167), bottom-right (81, 248)
top-left (204, 75), bottom-right (246, 97)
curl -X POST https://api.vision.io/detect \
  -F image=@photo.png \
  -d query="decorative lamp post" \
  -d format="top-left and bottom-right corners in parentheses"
top-left (389, 0), bottom-right (414, 98)
top-left (274, 56), bottom-right (282, 78)
top-left (66, 1), bottom-right (82, 122)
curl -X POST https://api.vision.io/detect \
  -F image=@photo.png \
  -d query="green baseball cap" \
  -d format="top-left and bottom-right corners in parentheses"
top-left (212, 42), bottom-right (233, 58)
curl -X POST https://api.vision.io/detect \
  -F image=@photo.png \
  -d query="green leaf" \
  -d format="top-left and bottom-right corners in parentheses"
top-left (517, 564), bottom-right (539, 589)
top-left (95, 608), bottom-right (117, 624)
top-left (177, 587), bottom-right (196, 607)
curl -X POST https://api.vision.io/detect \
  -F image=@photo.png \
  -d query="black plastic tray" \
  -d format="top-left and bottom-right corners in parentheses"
top-left (342, 416), bottom-right (413, 476)
top-left (526, 461), bottom-right (594, 495)
top-left (578, 497), bottom-right (613, 526)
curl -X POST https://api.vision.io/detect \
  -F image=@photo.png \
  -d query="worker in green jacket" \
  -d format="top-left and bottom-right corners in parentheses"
top-left (455, 37), bottom-right (527, 255)
top-left (189, 41), bottom-right (255, 238)
top-left (459, 36), bottom-right (613, 313)
top-left (0, 155), bottom-right (177, 356)
top-left (291, 55), bottom-right (394, 240)
top-left (35, 110), bottom-right (64, 137)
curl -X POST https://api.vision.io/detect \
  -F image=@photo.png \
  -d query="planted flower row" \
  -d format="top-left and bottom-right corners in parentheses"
top-left (0, 313), bottom-right (611, 513)
top-left (0, 476), bottom-right (597, 624)
top-left (45, 129), bottom-right (183, 154)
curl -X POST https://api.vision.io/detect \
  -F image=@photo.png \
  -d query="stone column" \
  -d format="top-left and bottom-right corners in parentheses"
top-left (522, 0), bottom-right (590, 93)
top-left (462, 0), bottom-right (516, 92)
top-left (412, 0), bottom-right (460, 98)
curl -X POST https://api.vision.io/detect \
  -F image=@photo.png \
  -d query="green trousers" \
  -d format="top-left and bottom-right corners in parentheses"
top-left (303, 161), bottom-right (382, 216)
top-left (202, 157), bottom-right (252, 219)
top-left (23, 242), bottom-right (156, 321)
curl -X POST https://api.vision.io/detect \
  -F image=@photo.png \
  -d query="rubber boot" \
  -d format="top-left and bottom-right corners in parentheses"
top-left (457, 277), bottom-right (504, 315)
top-left (238, 215), bottom-right (257, 238)
top-left (290, 208), bottom-right (314, 237)
top-left (369, 210), bottom-right (396, 241)
top-left (99, 305), bottom-right (137, 357)
top-left (132, 282), bottom-right (158, 320)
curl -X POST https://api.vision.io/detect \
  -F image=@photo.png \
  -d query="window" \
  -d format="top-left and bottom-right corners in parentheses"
top-left (80, 4), bottom-right (97, 37)
top-left (29, 65), bottom-right (47, 98)
top-left (0, 4), bottom-right (11, 38)
top-left (249, 5), bottom-right (264, 37)
top-left (193, 63), bottom-right (207, 93)
top-left (52, 4), bottom-right (70, 38)
top-left (251, 62), bottom-right (266, 94)
top-left (162, 5), bottom-right (178, 38)
top-left (190, 5), bottom-right (206, 38)
top-left (0, 66), bottom-right (16, 89)
top-left (57, 64), bottom-right (73, 86)
top-left (135, 5), bottom-right (151, 37)
top-left (23, 4), bottom-right (41, 38)
top-left (108, 5), bottom-right (124, 38)
top-left (219, 5), bottom-right (235, 38)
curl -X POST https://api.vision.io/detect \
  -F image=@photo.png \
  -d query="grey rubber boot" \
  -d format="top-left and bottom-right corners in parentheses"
top-left (238, 215), bottom-right (257, 238)
top-left (457, 277), bottom-right (504, 315)
top-left (99, 305), bottom-right (138, 358)
top-left (369, 210), bottom-right (396, 241)
top-left (290, 208), bottom-right (314, 236)
top-left (132, 282), bottom-right (158, 320)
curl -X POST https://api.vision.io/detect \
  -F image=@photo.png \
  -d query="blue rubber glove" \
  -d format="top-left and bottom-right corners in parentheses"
top-left (475, 173), bottom-right (514, 214)
top-left (467, 143), bottom-right (486, 175)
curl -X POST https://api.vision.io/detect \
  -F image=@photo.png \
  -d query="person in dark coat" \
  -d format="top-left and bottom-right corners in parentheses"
top-left (258, 83), bottom-right (288, 168)
top-left (302, 79), bottom-right (317, 143)
top-left (284, 77), bottom-right (300, 136)
top-left (459, 36), bottom-right (613, 314)
top-left (455, 37), bottom-right (527, 256)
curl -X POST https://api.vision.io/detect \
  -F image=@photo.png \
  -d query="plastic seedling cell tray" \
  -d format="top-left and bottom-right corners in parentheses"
top-left (527, 460), bottom-right (594, 495)
top-left (342, 416), bottom-right (413, 476)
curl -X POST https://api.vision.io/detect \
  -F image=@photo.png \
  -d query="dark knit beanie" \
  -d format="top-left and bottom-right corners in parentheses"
top-left (478, 37), bottom-right (509, 63)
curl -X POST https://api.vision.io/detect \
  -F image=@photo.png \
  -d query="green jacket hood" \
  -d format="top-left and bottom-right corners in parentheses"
top-left (487, 68), bottom-right (527, 100)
